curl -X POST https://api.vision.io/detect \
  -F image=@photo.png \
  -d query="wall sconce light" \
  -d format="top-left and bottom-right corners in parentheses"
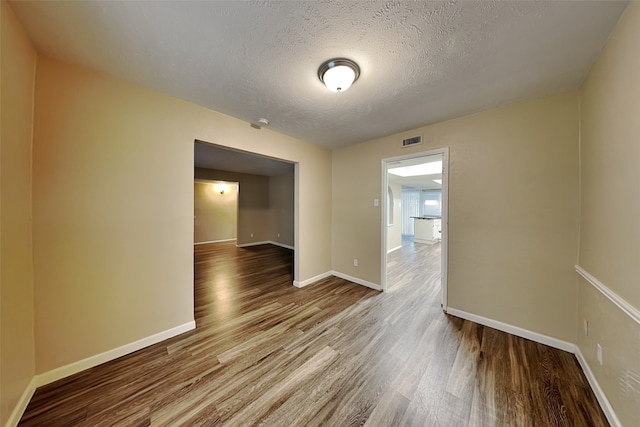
top-left (318, 58), bottom-right (360, 92)
top-left (213, 183), bottom-right (229, 195)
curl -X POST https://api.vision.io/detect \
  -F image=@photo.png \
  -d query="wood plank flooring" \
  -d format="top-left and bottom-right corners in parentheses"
top-left (19, 241), bottom-right (608, 426)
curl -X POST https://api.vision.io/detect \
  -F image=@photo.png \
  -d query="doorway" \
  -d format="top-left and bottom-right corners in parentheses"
top-left (194, 140), bottom-right (298, 282)
top-left (381, 148), bottom-right (449, 309)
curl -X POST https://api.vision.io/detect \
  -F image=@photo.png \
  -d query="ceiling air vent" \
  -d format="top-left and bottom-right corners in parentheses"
top-left (401, 135), bottom-right (422, 148)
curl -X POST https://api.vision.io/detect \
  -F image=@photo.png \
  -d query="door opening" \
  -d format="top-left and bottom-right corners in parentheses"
top-left (381, 148), bottom-right (449, 310)
top-left (193, 140), bottom-right (298, 284)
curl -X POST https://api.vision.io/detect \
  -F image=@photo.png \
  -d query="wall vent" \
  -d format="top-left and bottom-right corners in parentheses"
top-left (401, 135), bottom-right (422, 148)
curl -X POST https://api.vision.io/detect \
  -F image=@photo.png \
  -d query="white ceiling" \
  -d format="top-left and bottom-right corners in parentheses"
top-left (10, 1), bottom-right (628, 150)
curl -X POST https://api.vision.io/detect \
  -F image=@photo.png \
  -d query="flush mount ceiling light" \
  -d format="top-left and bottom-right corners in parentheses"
top-left (318, 58), bottom-right (360, 92)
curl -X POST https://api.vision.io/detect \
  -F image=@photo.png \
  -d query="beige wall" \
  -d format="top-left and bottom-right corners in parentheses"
top-left (32, 57), bottom-right (332, 374)
top-left (6, 3), bottom-right (635, 423)
top-left (332, 91), bottom-right (580, 343)
top-left (195, 168), bottom-right (294, 247)
top-left (269, 172), bottom-right (295, 247)
top-left (0, 2), bottom-right (37, 424)
top-left (580, 2), bottom-right (639, 309)
top-left (194, 182), bottom-right (238, 243)
top-left (195, 168), bottom-right (270, 245)
top-left (578, 3), bottom-right (640, 425)
top-left (577, 277), bottom-right (639, 426)
top-left (386, 182), bottom-right (402, 252)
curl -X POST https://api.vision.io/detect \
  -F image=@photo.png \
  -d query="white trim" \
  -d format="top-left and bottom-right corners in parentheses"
top-left (381, 160), bottom-right (388, 290)
top-left (387, 245), bottom-right (402, 254)
top-left (237, 241), bottom-right (294, 250)
top-left (440, 150), bottom-right (449, 309)
top-left (293, 271), bottom-right (332, 288)
top-left (268, 241), bottom-right (295, 250)
top-left (575, 346), bottom-right (622, 427)
top-left (34, 321), bottom-right (195, 388)
top-left (194, 238), bottom-right (236, 245)
top-left (575, 265), bottom-right (640, 326)
top-left (5, 321), bottom-right (195, 427)
top-left (5, 377), bottom-right (37, 427)
top-left (293, 271), bottom-right (382, 291)
top-left (236, 241), bottom-right (271, 248)
top-left (331, 271), bottom-right (383, 291)
top-left (445, 308), bottom-right (575, 353)
top-left (293, 162), bottom-right (300, 288)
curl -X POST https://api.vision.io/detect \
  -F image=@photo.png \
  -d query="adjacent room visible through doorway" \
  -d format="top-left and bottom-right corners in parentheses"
top-left (193, 140), bottom-right (297, 283)
top-left (382, 149), bottom-right (449, 309)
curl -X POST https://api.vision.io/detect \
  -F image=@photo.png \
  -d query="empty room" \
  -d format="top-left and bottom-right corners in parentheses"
top-left (2, 1), bottom-right (639, 426)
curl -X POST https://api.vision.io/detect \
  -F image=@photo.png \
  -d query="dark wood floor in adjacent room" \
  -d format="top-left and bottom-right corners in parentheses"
top-left (19, 241), bottom-right (608, 426)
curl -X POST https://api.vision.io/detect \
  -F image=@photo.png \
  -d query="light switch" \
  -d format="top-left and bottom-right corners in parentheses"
top-left (374, 198), bottom-right (379, 207)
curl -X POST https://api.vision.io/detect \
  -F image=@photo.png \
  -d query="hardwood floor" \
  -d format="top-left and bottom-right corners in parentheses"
top-left (19, 241), bottom-right (608, 426)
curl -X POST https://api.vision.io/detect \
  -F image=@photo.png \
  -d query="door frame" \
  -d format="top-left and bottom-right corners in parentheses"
top-left (194, 140), bottom-right (298, 284)
top-left (380, 147), bottom-right (449, 310)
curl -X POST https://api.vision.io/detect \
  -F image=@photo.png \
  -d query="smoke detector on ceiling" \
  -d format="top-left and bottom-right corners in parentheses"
top-left (251, 117), bottom-right (270, 129)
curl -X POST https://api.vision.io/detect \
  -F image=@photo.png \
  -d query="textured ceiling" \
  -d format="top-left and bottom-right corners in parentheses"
top-left (10, 1), bottom-right (628, 150)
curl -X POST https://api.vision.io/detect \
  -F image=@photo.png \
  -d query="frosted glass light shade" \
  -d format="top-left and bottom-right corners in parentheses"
top-left (323, 65), bottom-right (355, 92)
top-left (318, 58), bottom-right (360, 93)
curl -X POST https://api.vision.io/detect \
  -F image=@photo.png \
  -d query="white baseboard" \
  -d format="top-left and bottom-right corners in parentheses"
top-left (293, 271), bottom-right (382, 291)
top-left (237, 240), bottom-right (271, 248)
top-left (34, 320), bottom-right (195, 387)
top-left (5, 377), bottom-right (38, 427)
top-left (5, 303), bottom-right (619, 427)
top-left (293, 271), bottom-right (333, 288)
top-left (4, 320), bottom-right (195, 427)
top-left (232, 241), bottom-right (295, 250)
top-left (387, 245), bottom-right (402, 254)
top-left (445, 307), bottom-right (575, 353)
top-left (268, 241), bottom-right (295, 250)
top-left (447, 307), bottom-right (619, 424)
top-left (330, 271), bottom-right (383, 291)
top-left (194, 238), bottom-right (236, 245)
top-left (575, 346), bottom-right (621, 427)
